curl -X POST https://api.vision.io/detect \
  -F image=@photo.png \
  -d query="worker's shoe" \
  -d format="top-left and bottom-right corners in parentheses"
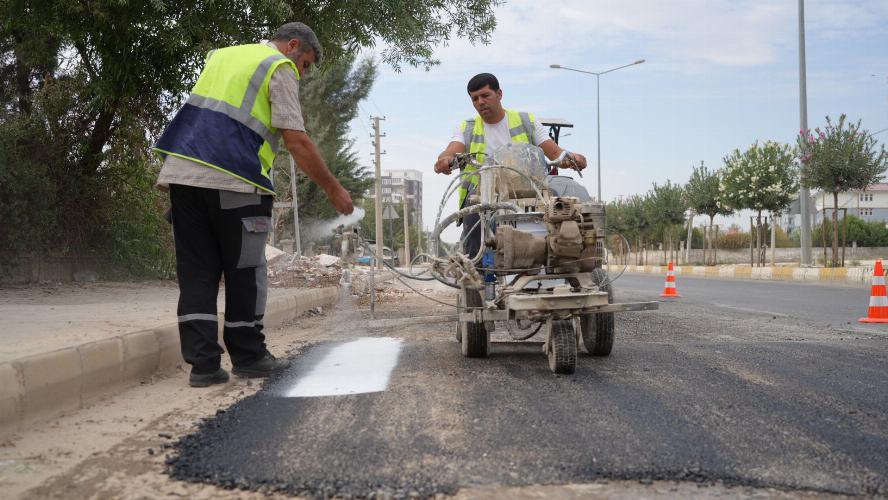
top-left (232, 352), bottom-right (291, 378)
top-left (189, 367), bottom-right (230, 388)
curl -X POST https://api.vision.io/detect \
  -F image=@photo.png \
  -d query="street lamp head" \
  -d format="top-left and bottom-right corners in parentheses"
top-left (634, 59), bottom-right (646, 65)
top-left (550, 64), bottom-right (561, 69)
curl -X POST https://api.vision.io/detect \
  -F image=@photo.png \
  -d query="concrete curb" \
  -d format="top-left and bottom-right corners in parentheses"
top-left (607, 264), bottom-right (875, 287)
top-left (0, 286), bottom-right (341, 440)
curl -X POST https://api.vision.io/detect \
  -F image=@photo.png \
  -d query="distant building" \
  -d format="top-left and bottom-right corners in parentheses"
top-left (780, 194), bottom-right (817, 235)
top-left (780, 184), bottom-right (888, 233)
top-left (813, 184), bottom-right (888, 225)
top-left (378, 169), bottom-right (423, 214)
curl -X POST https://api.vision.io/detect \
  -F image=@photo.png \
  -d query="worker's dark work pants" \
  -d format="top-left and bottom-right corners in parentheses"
top-left (460, 212), bottom-right (482, 259)
top-left (169, 184), bottom-right (272, 374)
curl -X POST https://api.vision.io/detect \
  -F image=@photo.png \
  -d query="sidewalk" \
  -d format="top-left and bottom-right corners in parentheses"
top-left (608, 264), bottom-right (874, 287)
top-left (0, 278), bottom-right (360, 440)
top-left (0, 281), bottom-right (303, 363)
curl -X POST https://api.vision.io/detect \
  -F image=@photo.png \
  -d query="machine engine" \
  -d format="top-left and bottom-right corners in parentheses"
top-left (490, 196), bottom-right (605, 273)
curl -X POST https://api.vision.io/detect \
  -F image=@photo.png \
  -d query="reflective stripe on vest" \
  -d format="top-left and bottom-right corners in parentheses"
top-left (153, 44), bottom-right (297, 193)
top-left (457, 109), bottom-right (535, 206)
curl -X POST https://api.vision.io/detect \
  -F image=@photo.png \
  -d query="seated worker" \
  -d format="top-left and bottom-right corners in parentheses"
top-left (433, 73), bottom-right (589, 257)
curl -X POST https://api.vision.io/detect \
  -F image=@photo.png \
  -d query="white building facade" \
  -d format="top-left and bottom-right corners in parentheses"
top-left (813, 183), bottom-right (888, 225)
top-left (379, 169), bottom-right (423, 215)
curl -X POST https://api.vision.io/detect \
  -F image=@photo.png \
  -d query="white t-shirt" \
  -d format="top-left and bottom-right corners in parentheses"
top-left (450, 114), bottom-right (551, 155)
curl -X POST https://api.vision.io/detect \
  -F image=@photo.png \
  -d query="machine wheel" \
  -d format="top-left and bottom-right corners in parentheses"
top-left (461, 288), bottom-right (489, 358)
top-left (548, 319), bottom-right (577, 374)
top-left (455, 293), bottom-right (462, 343)
top-left (581, 267), bottom-right (615, 356)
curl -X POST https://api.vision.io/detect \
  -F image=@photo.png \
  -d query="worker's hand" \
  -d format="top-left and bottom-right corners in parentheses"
top-left (326, 185), bottom-right (354, 215)
top-left (434, 156), bottom-right (453, 175)
top-left (564, 152), bottom-right (588, 172)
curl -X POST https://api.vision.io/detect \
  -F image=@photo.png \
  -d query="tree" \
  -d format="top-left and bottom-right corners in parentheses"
top-left (622, 194), bottom-right (653, 265)
top-left (2, 0), bottom-right (500, 173)
top-left (686, 162), bottom-right (732, 265)
top-left (647, 181), bottom-right (686, 264)
top-left (798, 115), bottom-right (888, 266)
top-left (720, 141), bottom-right (798, 266)
top-left (813, 214), bottom-right (888, 248)
top-left (0, 0), bottom-right (501, 274)
top-left (605, 199), bottom-right (634, 264)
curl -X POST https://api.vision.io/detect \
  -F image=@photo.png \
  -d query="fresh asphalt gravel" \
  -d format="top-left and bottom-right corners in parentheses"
top-left (167, 278), bottom-right (888, 498)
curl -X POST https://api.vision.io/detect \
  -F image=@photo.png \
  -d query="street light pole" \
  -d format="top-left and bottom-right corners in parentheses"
top-left (550, 59), bottom-right (645, 202)
top-left (596, 73), bottom-right (601, 202)
top-left (798, 0), bottom-right (813, 266)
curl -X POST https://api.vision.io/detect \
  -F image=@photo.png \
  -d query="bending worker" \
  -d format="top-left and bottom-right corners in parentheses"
top-left (153, 22), bottom-right (354, 387)
top-left (434, 72), bottom-right (588, 257)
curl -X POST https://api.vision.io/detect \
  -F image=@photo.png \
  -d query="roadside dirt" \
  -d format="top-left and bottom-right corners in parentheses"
top-left (2, 307), bottom-right (329, 499)
top-left (0, 281), bottom-right (180, 361)
top-left (0, 280), bottom-right (302, 362)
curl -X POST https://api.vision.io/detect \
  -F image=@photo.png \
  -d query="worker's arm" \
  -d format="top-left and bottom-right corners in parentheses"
top-left (539, 139), bottom-right (588, 172)
top-left (282, 129), bottom-right (354, 215)
top-left (434, 141), bottom-right (466, 175)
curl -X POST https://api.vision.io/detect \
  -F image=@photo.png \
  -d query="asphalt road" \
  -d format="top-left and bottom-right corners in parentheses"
top-left (613, 273), bottom-right (878, 333)
top-left (168, 279), bottom-right (888, 498)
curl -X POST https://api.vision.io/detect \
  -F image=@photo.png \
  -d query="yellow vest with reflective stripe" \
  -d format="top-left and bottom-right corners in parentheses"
top-left (457, 109), bottom-right (535, 206)
top-left (153, 44), bottom-right (298, 193)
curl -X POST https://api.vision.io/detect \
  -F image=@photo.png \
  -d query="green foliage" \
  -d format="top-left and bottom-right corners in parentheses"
top-left (646, 180), bottom-right (686, 246)
top-left (813, 215), bottom-right (888, 248)
top-left (357, 197), bottom-right (421, 256)
top-left (1, 0), bottom-right (499, 276)
top-left (716, 231), bottom-right (751, 250)
top-left (648, 180), bottom-right (686, 227)
top-left (606, 194), bottom-right (652, 248)
top-left (689, 227), bottom-right (705, 248)
top-left (686, 162), bottom-right (732, 219)
top-left (606, 182), bottom-right (685, 253)
top-left (773, 223), bottom-right (794, 248)
top-left (720, 141), bottom-right (798, 214)
top-left (799, 115), bottom-right (888, 194)
top-left (0, 114), bottom-right (57, 255)
top-left (0, 70), bottom-right (173, 277)
top-left (799, 115), bottom-right (888, 264)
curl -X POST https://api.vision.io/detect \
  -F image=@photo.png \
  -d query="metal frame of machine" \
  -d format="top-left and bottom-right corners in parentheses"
top-left (431, 142), bottom-right (657, 374)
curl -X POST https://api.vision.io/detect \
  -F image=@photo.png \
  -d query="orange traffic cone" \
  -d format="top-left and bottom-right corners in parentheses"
top-left (660, 261), bottom-right (681, 298)
top-left (859, 259), bottom-right (888, 323)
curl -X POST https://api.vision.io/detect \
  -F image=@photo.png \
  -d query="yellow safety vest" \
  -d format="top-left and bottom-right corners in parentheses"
top-left (153, 44), bottom-right (298, 193)
top-left (458, 109), bottom-right (535, 206)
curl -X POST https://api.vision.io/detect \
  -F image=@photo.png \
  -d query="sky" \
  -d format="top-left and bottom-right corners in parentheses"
top-left (345, 0), bottom-right (888, 240)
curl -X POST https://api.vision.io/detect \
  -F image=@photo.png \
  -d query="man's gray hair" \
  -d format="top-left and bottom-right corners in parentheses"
top-left (272, 22), bottom-right (323, 64)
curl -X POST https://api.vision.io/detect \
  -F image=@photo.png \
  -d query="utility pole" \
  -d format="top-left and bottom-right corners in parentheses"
top-left (686, 210), bottom-right (694, 265)
top-left (798, 0), bottom-right (813, 266)
top-left (372, 116), bottom-right (386, 269)
top-left (402, 183), bottom-right (411, 266)
top-left (416, 197), bottom-right (423, 257)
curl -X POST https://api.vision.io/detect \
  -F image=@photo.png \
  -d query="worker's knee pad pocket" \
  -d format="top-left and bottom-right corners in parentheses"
top-left (238, 216), bottom-right (270, 268)
top-left (220, 191), bottom-right (261, 210)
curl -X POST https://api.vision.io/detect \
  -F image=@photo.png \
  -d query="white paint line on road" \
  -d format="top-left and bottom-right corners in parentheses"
top-left (712, 303), bottom-right (789, 318)
top-left (283, 337), bottom-right (403, 398)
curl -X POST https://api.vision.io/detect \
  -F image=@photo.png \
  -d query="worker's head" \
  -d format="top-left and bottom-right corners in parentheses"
top-left (272, 22), bottom-right (323, 78)
top-left (467, 73), bottom-right (504, 123)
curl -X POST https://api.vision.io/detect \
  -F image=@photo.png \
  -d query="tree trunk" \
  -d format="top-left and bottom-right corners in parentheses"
top-left (81, 103), bottom-right (118, 174)
top-left (832, 191), bottom-right (840, 267)
top-left (709, 216), bottom-right (715, 266)
top-left (643, 240), bottom-right (647, 266)
top-left (756, 211), bottom-right (763, 267)
top-left (750, 217), bottom-right (755, 267)
top-left (714, 226), bottom-right (718, 265)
